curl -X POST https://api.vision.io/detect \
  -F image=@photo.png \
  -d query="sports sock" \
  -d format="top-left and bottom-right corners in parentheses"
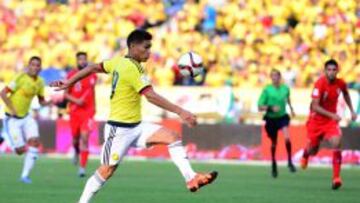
top-left (21, 146), bottom-right (39, 179)
top-left (332, 150), bottom-right (342, 179)
top-left (79, 171), bottom-right (106, 203)
top-left (74, 142), bottom-right (80, 155)
top-left (302, 148), bottom-right (309, 159)
top-left (285, 139), bottom-right (292, 164)
top-left (168, 140), bottom-right (196, 182)
top-left (271, 143), bottom-right (276, 163)
top-left (80, 150), bottom-right (89, 168)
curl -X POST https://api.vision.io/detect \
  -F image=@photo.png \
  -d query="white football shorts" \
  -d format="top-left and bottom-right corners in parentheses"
top-left (100, 122), bottom-right (162, 166)
top-left (2, 114), bottom-right (39, 150)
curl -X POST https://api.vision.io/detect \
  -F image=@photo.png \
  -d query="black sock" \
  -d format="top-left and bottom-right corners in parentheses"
top-left (74, 143), bottom-right (80, 155)
top-left (271, 144), bottom-right (276, 163)
top-left (285, 140), bottom-right (292, 164)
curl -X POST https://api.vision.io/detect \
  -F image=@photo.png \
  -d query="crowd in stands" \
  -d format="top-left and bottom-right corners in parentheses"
top-left (0, 0), bottom-right (359, 88)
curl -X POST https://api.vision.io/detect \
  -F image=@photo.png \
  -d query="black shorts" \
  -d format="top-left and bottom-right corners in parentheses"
top-left (263, 114), bottom-right (290, 140)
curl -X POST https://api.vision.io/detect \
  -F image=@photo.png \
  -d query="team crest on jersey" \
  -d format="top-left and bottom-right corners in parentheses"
top-left (112, 153), bottom-right (120, 161)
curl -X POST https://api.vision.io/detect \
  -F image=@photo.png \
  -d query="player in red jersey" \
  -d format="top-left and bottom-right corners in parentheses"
top-left (300, 59), bottom-right (357, 190)
top-left (65, 52), bottom-right (97, 177)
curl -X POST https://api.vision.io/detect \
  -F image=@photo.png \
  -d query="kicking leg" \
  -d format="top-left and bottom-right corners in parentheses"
top-left (146, 127), bottom-right (218, 192)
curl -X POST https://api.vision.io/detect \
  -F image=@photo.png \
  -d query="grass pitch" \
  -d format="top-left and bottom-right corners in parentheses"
top-left (0, 155), bottom-right (359, 203)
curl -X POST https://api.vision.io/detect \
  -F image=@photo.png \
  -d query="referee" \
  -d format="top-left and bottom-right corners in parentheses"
top-left (258, 69), bottom-right (296, 178)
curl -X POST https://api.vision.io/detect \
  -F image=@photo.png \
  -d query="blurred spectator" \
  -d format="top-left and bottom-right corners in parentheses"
top-left (348, 67), bottom-right (360, 127)
top-left (200, 3), bottom-right (216, 35)
top-left (163, 0), bottom-right (185, 17)
top-left (283, 67), bottom-right (297, 87)
top-left (218, 80), bottom-right (241, 124)
top-left (0, 0), bottom-right (358, 88)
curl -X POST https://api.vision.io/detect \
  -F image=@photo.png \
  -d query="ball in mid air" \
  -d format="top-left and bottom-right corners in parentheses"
top-left (177, 52), bottom-right (204, 77)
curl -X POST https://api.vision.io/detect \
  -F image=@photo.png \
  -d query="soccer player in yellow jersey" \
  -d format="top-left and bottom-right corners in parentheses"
top-left (1, 56), bottom-right (52, 184)
top-left (51, 30), bottom-right (218, 202)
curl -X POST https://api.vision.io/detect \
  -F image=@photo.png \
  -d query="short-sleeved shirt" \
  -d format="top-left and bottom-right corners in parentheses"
top-left (101, 56), bottom-right (151, 124)
top-left (309, 76), bottom-right (347, 122)
top-left (67, 69), bottom-right (97, 118)
top-left (5, 73), bottom-right (45, 117)
top-left (258, 84), bottom-right (290, 118)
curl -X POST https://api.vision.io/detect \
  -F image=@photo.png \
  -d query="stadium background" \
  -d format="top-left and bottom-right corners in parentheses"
top-left (0, 0), bottom-right (359, 163)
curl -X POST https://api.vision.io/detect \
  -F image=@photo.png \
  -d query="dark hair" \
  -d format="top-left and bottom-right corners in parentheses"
top-left (270, 69), bottom-right (281, 77)
top-left (76, 51), bottom-right (87, 58)
top-left (324, 59), bottom-right (338, 69)
top-left (29, 56), bottom-right (41, 64)
top-left (126, 29), bottom-right (152, 48)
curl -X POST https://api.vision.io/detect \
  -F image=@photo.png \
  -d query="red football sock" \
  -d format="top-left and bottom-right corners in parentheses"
top-left (332, 150), bottom-right (342, 179)
top-left (80, 150), bottom-right (89, 168)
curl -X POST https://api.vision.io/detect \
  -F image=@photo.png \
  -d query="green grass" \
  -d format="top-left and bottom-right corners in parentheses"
top-left (0, 155), bottom-right (359, 203)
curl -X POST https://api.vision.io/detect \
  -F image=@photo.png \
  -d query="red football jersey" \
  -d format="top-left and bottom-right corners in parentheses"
top-left (308, 75), bottom-right (347, 121)
top-left (67, 69), bottom-right (97, 118)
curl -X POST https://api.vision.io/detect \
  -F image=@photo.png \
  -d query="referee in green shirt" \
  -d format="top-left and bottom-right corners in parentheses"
top-left (258, 69), bottom-right (296, 178)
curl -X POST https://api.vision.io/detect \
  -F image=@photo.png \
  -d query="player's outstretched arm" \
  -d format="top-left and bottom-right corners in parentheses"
top-left (143, 87), bottom-right (197, 127)
top-left (342, 89), bottom-right (357, 121)
top-left (50, 63), bottom-right (103, 91)
top-left (64, 89), bottom-right (84, 106)
top-left (0, 87), bottom-right (17, 116)
top-left (311, 98), bottom-right (341, 121)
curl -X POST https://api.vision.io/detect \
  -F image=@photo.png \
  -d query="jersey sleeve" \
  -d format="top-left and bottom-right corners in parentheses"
top-left (339, 79), bottom-right (348, 94)
top-left (102, 57), bottom-right (117, 74)
top-left (257, 88), bottom-right (268, 106)
top-left (126, 65), bottom-right (151, 93)
top-left (6, 74), bottom-right (22, 92)
top-left (311, 80), bottom-right (323, 99)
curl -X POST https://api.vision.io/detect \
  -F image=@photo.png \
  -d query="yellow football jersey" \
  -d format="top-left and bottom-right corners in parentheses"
top-left (5, 73), bottom-right (45, 117)
top-left (103, 56), bottom-right (151, 124)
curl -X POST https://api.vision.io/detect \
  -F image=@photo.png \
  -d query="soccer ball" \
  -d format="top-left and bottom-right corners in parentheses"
top-left (177, 52), bottom-right (204, 77)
